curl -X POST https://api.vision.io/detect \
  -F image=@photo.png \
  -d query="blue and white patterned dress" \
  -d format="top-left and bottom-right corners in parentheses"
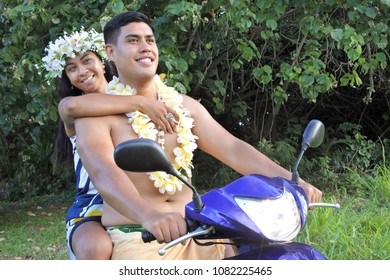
top-left (65, 135), bottom-right (104, 259)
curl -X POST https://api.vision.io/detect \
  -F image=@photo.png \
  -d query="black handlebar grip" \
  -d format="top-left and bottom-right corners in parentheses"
top-left (141, 219), bottom-right (196, 243)
top-left (141, 230), bottom-right (156, 243)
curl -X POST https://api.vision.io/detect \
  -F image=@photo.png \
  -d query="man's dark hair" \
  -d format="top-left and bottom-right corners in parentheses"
top-left (104, 11), bottom-right (151, 45)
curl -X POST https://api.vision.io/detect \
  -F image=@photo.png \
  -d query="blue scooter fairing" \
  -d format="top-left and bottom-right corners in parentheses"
top-left (225, 242), bottom-right (326, 260)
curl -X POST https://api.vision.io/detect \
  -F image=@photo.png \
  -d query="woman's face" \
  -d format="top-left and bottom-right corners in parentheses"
top-left (64, 51), bottom-right (107, 94)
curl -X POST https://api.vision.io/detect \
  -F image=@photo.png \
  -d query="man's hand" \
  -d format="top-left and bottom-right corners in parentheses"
top-left (141, 210), bottom-right (187, 244)
top-left (300, 181), bottom-right (322, 204)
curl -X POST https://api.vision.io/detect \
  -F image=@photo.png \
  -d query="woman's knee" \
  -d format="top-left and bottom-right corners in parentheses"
top-left (80, 238), bottom-right (112, 259)
top-left (72, 221), bottom-right (112, 260)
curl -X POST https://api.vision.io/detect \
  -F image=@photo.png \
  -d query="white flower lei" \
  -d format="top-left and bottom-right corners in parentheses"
top-left (38, 27), bottom-right (107, 81)
top-left (107, 75), bottom-right (198, 195)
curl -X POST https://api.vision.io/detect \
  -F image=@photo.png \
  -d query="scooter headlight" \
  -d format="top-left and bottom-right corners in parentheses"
top-left (234, 187), bottom-right (301, 241)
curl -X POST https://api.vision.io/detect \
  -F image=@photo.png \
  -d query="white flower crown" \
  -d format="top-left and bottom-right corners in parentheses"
top-left (39, 27), bottom-right (107, 81)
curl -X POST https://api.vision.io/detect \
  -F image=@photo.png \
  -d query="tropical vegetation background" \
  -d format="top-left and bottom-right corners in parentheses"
top-left (0, 0), bottom-right (389, 259)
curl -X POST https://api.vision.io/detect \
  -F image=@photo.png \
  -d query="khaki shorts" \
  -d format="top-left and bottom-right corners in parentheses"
top-left (106, 226), bottom-right (226, 260)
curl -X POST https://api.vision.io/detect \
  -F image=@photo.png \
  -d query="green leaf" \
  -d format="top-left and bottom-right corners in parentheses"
top-left (212, 97), bottom-right (224, 114)
top-left (49, 109), bottom-right (58, 122)
top-left (253, 65), bottom-right (272, 85)
top-left (266, 19), bottom-right (277, 31)
top-left (256, 0), bottom-right (272, 10)
top-left (347, 47), bottom-right (362, 62)
top-left (263, 65), bottom-right (272, 74)
top-left (272, 86), bottom-right (288, 105)
top-left (260, 30), bottom-right (273, 40)
top-left (373, 52), bottom-right (387, 69)
top-left (231, 101), bottom-right (248, 118)
top-left (240, 18), bottom-right (252, 30)
top-left (174, 58), bottom-right (188, 73)
top-left (242, 46), bottom-right (254, 61)
top-left (352, 70), bottom-right (362, 86)
top-left (27, 102), bottom-right (37, 113)
top-left (381, 0), bottom-right (390, 6)
top-left (364, 7), bottom-right (377, 19)
top-left (165, 2), bottom-right (185, 15)
top-left (52, 17), bottom-right (60, 24)
top-left (232, 60), bottom-right (242, 69)
top-left (340, 73), bottom-right (353, 86)
top-left (300, 75), bottom-right (315, 86)
top-left (174, 82), bottom-right (187, 95)
top-left (110, 0), bottom-right (124, 14)
top-left (330, 29), bottom-right (343, 42)
top-left (214, 80), bottom-right (226, 95)
top-left (164, 60), bottom-right (173, 71)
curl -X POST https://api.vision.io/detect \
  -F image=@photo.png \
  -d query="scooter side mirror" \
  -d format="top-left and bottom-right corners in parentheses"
top-left (114, 138), bottom-right (173, 174)
top-left (292, 119), bottom-right (325, 183)
top-left (302, 119), bottom-right (325, 150)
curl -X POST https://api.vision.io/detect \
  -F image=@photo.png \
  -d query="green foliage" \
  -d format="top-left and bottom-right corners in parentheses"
top-left (324, 122), bottom-right (389, 172)
top-left (0, 0), bottom-right (115, 199)
top-left (1, 0), bottom-right (390, 200)
top-left (297, 166), bottom-right (390, 260)
top-left (346, 165), bottom-right (390, 201)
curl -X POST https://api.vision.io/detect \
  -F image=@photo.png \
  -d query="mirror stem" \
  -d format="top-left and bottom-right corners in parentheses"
top-left (292, 145), bottom-right (307, 183)
top-left (169, 167), bottom-right (204, 211)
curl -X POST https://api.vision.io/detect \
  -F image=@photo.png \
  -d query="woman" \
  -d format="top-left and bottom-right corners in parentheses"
top-left (41, 28), bottom-right (178, 259)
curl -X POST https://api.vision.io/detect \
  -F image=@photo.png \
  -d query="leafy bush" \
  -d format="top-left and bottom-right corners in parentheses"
top-left (1, 0), bottom-right (389, 200)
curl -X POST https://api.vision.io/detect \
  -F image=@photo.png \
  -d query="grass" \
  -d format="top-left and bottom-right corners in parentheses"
top-left (1, 167), bottom-right (389, 260)
top-left (0, 193), bottom-right (72, 260)
top-left (297, 195), bottom-right (390, 259)
top-left (297, 166), bottom-right (390, 260)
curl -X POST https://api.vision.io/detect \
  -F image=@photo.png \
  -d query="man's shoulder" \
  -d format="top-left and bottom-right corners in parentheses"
top-left (181, 95), bottom-right (206, 120)
top-left (182, 94), bottom-right (202, 107)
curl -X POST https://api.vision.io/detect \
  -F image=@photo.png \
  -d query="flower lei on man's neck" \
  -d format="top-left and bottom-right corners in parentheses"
top-left (107, 75), bottom-right (198, 195)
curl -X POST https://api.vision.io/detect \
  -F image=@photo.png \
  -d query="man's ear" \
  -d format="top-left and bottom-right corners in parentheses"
top-left (105, 44), bottom-right (115, 61)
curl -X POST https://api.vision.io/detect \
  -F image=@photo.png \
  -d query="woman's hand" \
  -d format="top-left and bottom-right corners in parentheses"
top-left (142, 99), bottom-right (180, 134)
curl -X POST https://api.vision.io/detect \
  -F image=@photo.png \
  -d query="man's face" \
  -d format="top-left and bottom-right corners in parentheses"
top-left (106, 22), bottom-right (159, 86)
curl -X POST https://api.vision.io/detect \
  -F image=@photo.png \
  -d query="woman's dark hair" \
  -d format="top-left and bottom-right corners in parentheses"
top-left (52, 55), bottom-right (117, 169)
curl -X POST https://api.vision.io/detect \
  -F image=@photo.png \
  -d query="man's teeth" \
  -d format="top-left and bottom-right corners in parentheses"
top-left (138, 58), bottom-right (152, 63)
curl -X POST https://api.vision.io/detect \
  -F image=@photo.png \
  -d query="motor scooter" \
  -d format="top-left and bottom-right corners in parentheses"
top-left (114, 119), bottom-right (339, 259)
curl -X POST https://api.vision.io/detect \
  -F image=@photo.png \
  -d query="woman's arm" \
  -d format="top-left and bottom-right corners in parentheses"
top-left (59, 93), bottom-right (179, 136)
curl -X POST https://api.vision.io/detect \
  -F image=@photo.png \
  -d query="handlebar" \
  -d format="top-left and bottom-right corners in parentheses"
top-left (309, 202), bottom-right (340, 209)
top-left (142, 231), bottom-right (156, 243)
top-left (141, 223), bottom-right (214, 256)
top-left (158, 226), bottom-right (214, 256)
top-left (141, 218), bottom-right (199, 243)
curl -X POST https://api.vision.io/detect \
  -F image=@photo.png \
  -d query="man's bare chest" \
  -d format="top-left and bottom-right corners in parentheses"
top-left (109, 115), bottom-right (179, 158)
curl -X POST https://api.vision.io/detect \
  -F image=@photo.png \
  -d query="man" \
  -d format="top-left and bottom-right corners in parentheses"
top-left (75, 11), bottom-right (322, 259)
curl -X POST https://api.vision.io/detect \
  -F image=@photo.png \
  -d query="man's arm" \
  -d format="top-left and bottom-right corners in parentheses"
top-left (74, 116), bottom-right (186, 243)
top-left (184, 95), bottom-right (322, 203)
top-left (59, 93), bottom-right (179, 136)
